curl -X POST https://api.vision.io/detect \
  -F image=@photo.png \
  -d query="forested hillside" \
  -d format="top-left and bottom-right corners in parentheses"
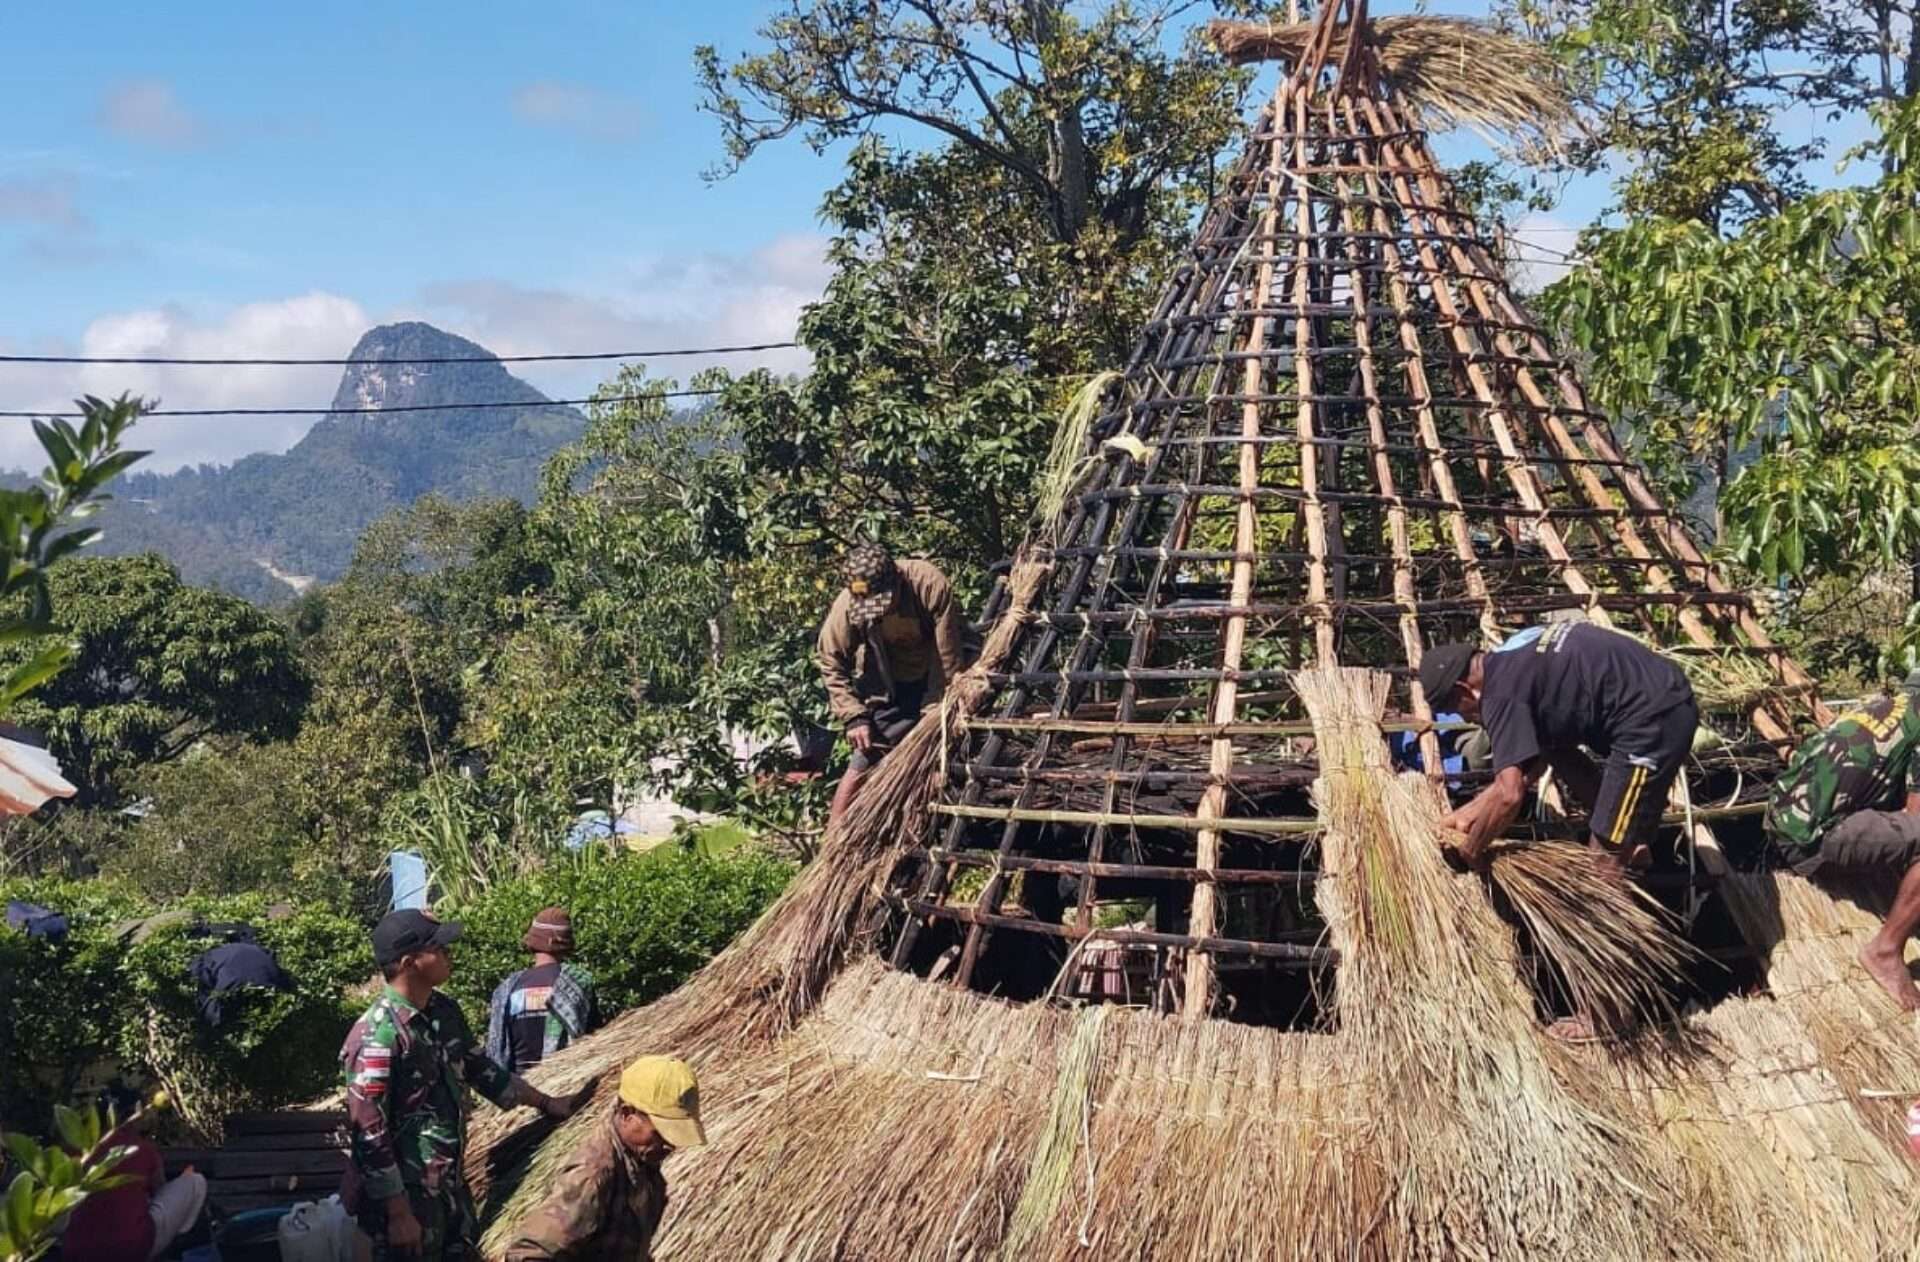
top-left (77, 323), bottom-right (583, 602)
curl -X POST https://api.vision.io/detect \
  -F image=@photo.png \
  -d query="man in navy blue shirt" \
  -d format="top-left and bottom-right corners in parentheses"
top-left (1418, 623), bottom-right (1698, 876)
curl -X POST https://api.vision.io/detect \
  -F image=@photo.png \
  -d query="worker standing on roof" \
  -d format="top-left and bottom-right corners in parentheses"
top-left (1765, 670), bottom-right (1920, 1011)
top-left (1417, 622), bottom-right (1699, 877)
top-left (341, 910), bottom-right (588, 1260)
top-left (502, 1056), bottom-right (707, 1261)
top-left (816, 543), bottom-right (964, 831)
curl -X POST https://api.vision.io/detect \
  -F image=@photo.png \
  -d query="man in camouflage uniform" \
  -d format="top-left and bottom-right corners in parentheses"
top-left (341, 909), bottom-right (585, 1259)
top-left (1766, 670), bottom-right (1920, 1010)
top-left (503, 1055), bottom-right (707, 1261)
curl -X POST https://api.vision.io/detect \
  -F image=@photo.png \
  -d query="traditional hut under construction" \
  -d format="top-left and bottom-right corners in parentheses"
top-left (468, 2), bottom-right (1920, 1257)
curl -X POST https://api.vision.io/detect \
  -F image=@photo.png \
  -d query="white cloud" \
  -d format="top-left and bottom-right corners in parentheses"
top-left (408, 232), bottom-right (830, 398)
top-left (0, 292), bottom-right (370, 472)
top-left (98, 81), bottom-right (204, 149)
top-left (0, 234), bottom-right (832, 474)
top-left (510, 82), bottom-right (649, 143)
top-left (1507, 212), bottom-right (1580, 293)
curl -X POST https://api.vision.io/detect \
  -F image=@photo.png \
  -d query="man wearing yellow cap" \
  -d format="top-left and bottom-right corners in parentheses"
top-left (503, 1057), bottom-right (707, 1260)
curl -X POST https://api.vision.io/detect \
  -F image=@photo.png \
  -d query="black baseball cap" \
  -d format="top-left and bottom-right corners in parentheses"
top-left (372, 909), bottom-right (463, 968)
top-left (1417, 643), bottom-right (1478, 707)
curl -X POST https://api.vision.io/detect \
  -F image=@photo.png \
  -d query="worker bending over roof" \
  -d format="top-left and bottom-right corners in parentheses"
top-left (1417, 622), bottom-right (1699, 877)
top-left (816, 542), bottom-right (963, 832)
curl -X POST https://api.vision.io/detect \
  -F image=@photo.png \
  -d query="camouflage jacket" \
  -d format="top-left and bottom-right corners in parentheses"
top-left (1766, 690), bottom-right (1920, 853)
top-left (341, 985), bottom-right (518, 1206)
top-left (501, 1113), bottom-right (668, 1261)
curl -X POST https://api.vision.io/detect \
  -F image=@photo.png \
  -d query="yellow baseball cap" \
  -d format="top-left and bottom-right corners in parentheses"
top-left (618, 1056), bottom-right (707, 1150)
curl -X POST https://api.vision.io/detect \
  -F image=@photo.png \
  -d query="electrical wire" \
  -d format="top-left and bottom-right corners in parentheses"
top-left (0, 340), bottom-right (800, 367)
top-left (0, 388), bottom-right (727, 420)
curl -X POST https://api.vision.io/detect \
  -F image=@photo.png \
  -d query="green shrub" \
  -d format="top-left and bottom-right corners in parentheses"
top-left (0, 879), bottom-right (370, 1137)
top-left (0, 839), bottom-right (792, 1139)
top-left (443, 843), bottom-right (794, 1026)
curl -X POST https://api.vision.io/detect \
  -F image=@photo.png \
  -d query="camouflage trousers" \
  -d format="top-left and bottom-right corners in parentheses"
top-left (359, 1186), bottom-right (477, 1262)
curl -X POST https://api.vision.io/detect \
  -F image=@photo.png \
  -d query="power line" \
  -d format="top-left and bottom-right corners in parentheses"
top-left (0, 340), bottom-right (800, 367)
top-left (0, 388), bottom-right (727, 420)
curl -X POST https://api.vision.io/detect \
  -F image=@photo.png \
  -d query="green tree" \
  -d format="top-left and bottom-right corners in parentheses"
top-left (1541, 99), bottom-right (1920, 662)
top-left (697, 0), bottom-right (1258, 247)
top-left (103, 743), bottom-right (309, 899)
top-left (284, 496), bottom-right (545, 898)
top-left (0, 555), bottom-right (307, 804)
top-left (1512, 0), bottom-right (1920, 228)
top-left (519, 370), bottom-right (828, 838)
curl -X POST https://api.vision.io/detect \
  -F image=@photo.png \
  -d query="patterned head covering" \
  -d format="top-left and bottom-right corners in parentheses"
top-left (841, 543), bottom-right (899, 626)
top-left (522, 905), bottom-right (575, 955)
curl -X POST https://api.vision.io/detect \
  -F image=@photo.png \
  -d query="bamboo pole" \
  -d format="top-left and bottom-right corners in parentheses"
top-left (1182, 72), bottom-right (1291, 1020)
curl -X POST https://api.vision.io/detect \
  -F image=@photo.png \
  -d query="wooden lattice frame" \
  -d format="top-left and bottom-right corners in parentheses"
top-left (886, 0), bottom-right (1827, 1020)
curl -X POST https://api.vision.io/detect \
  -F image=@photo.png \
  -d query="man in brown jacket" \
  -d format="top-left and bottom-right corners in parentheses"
top-left (817, 542), bottom-right (965, 829)
top-left (502, 1056), bottom-right (707, 1261)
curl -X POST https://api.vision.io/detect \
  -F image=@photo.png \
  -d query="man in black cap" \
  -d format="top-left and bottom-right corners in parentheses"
top-left (1416, 622), bottom-right (1698, 876)
top-left (815, 542), bottom-right (964, 830)
top-left (341, 909), bottom-right (588, 1260)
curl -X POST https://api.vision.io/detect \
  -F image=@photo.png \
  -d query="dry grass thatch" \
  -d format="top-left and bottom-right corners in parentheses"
top-left (469, 670), bottom-right (1920, 1259)
top-left (466, 556), bottom-right (1053, 1213)
top-left (1206, 16), bottom-right (1577, 156)
top-left (1486, 840), bottom-right (1704, 1036)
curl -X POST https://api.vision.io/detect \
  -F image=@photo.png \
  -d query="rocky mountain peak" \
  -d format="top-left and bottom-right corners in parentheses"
top-left (328, 321), bottom-right (552, 420)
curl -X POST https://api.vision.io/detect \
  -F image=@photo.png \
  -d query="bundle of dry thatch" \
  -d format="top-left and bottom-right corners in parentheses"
top-left (1206, 15), bottom-right (1578, 156)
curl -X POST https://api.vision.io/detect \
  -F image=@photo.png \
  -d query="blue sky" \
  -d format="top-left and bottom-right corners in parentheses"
top-left (0, 0), bottom-right (848, 468)
top-left (0, 1), bottom-right (1865, 472)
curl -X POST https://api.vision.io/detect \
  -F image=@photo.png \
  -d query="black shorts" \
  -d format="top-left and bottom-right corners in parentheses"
top-left (1586, 698), bottom-right (1698, 850)
top-left (848, 681), bottom-right (927, 772)
top-left (1781, 810), bottom-right (1920, 879)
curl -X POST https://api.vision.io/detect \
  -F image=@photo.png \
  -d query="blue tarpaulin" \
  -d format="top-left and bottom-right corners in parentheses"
top-left (389, 850), bottom-right (429, 910)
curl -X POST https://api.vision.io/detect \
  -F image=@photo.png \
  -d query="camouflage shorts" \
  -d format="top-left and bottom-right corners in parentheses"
top-left (360, 1189), bottom-right (476, 1262)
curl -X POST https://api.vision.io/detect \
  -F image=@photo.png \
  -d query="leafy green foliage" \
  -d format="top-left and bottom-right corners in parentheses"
top-left (1543, 99), bottom-right (1920, 589)
top-left (696, 0), bottom-right (1256, 246)
top-left (0, 396), bottom-right (147, 722)
top-left (441, 843), bottom-right (794, 1025)
top-left (0, 1101), bottom-right (137, 1262)
top-left (0, 554), bottom-right (307, 804)
top-left (0, 878), bottom-right (369, 1136)
top-left (1511, 0), bottom-right (1916, 228)
top-left (92, 743), bottom-right (309, 899)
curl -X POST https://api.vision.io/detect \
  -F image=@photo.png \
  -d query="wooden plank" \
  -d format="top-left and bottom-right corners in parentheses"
top-left (223, 1130), bottom-right (346, 1152)
top-left (225, 1110), bottom-right (346, 1135)
top-left (212, 1149), bottom-right (345, 1179)
top-left (205, 1172), bottom-right (343, 1196)
top-left (161, 1148), bottom-right (217, 1174)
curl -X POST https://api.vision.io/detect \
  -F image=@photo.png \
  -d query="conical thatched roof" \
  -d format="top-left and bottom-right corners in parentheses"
top-left (468, 4), bottom-right (1920, 1258)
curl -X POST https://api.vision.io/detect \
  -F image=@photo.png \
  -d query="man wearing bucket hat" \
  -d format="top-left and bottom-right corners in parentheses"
top-left (485, 906), bottom-right (598, 1074)
top-left (504, 1056), bottom-right (707, 1261)
top-left (1416, 622), bottom-right (1697, 877)
top-left (341, 909), bottom-right (589, 1260)
top-left (1766, 668), bottom-right (1920, 1011)
top-left (816, 542), bottom-right (964, 830)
